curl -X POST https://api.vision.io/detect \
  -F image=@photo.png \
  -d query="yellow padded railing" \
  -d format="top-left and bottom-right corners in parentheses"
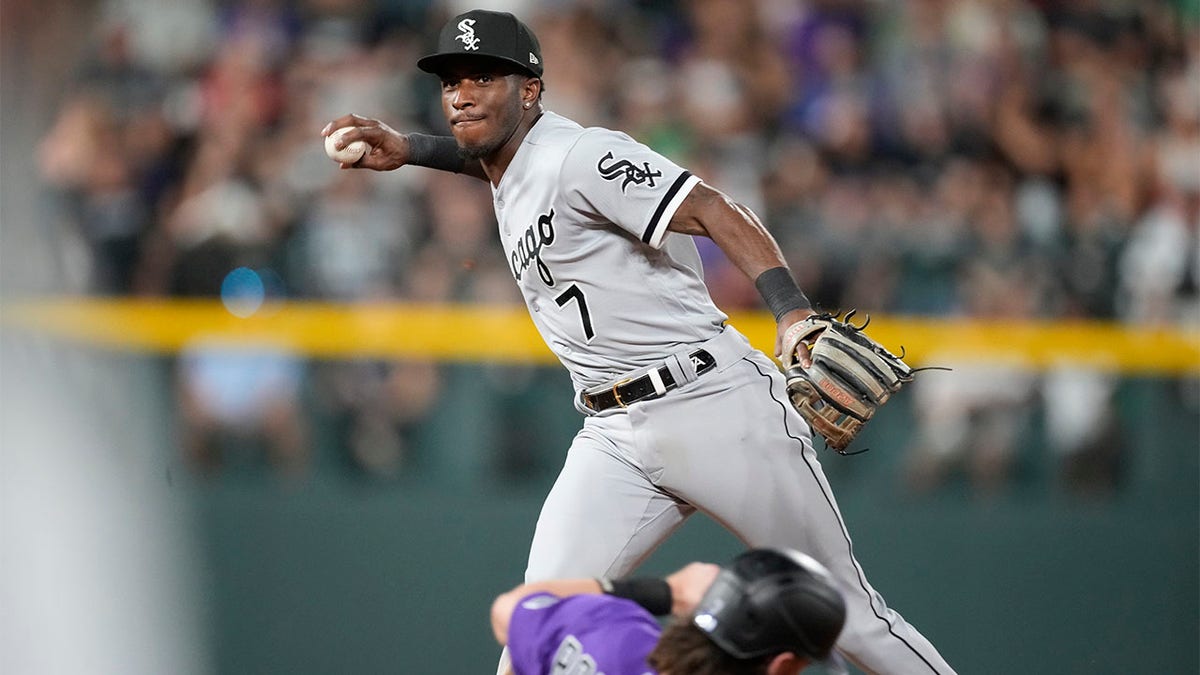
top-left (3, 298), bottom-right (1198, 375)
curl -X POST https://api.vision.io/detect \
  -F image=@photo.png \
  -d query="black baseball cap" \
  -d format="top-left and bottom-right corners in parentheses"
top-left (692, 548), bottom-right (847, 661)
top-left (417, 9), bottom-right (543, 78)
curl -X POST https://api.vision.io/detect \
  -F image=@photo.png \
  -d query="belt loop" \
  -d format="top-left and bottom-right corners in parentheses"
top-left (575, 391), bottom-right (599, 416)
top-left (666, 347), bottom-right (699, 387)
top-left (662, 354), bottom-right (687, 388)
top-left (647, 368), bottom-right (668, 396)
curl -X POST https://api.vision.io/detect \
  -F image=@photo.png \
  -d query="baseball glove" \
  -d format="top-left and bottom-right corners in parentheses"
top-left (783, 311), bottom-right (914, 453)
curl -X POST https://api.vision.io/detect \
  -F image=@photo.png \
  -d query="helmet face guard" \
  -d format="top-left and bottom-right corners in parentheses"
top-left (692, 549), bottom-right (847, 661)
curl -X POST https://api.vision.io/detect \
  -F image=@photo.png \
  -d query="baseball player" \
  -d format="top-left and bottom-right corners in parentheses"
top-left (491, 547), bottom-right (848, 675)
top-left (322, 9), bottom-right (956, 673)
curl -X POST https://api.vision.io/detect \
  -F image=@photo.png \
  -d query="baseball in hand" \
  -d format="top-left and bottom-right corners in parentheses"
top-left (324, 126), bottom-right (369, 164)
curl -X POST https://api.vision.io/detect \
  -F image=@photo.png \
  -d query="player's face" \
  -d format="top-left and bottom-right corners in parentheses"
top-left (438, 60), bottom-right (528, 160)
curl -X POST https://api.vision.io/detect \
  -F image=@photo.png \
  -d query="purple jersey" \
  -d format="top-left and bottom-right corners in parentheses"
top-left (507, 592), bottom-right (661, 675)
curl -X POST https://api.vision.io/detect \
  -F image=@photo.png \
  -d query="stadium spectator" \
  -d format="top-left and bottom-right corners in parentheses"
top-left (32, 0), bottom-right (1198, 492)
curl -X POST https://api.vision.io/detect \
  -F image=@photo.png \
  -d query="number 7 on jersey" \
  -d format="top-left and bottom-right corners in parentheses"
top-left (554, 283), bottom-right (594, 341)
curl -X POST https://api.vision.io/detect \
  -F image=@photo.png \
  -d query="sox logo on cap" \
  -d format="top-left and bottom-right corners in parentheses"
top-left (456, 19), bottom-right (480, 50)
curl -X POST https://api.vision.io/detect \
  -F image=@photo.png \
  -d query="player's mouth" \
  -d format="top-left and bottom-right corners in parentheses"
top-left (452, 115), bottom-right (486, 128)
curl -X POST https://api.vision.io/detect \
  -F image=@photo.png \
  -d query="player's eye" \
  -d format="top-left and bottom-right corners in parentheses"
top-left (477, 74), bottom-right (493, 84)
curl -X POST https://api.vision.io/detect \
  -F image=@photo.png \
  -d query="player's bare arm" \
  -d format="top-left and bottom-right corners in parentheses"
top-left (663, 562), bottom-right (720, 617)
top-left (320, 113), bottom-right (488, 181)
top-left (490, 578), bottom-right (603, 645)
top-left (489, 562), bottom-right (719, 645)
top-left (668, 183), bottom-right (816, 366)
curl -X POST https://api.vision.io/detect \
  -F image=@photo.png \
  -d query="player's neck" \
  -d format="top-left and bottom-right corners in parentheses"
top-left (481, 111), bottom-right (543, 186)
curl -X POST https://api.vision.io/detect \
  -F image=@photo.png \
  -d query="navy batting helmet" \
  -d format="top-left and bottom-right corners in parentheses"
top-left (691, 548), bottom-right (847, 661)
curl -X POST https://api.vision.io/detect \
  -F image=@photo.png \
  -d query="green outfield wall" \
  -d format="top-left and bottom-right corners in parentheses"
top-left (6, 305), bottom-right (1196, 674)
top-left (177, 365), bottom-right (1197, 675)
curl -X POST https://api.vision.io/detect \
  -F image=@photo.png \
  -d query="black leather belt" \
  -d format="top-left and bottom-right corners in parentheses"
top-left (583, 349), bottom-right (716, 412)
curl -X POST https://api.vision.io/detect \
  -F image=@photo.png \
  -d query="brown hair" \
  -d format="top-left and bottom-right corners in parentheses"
top-left (647, 619), bottom-right (771, 675)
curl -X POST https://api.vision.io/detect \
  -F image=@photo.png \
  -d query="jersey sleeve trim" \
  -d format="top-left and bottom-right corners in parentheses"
top-left (642, 172), bottom-right (701, 249)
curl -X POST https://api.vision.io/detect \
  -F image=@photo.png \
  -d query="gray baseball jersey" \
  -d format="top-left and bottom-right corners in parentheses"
top-left (492, 112), bottom-right (955, 674)
top-left (493, 112), bottom-right (722, 393)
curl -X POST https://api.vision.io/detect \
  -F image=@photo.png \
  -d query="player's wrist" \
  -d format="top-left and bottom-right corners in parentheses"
top-left (406, 133), bottom-right (466, 173)
top-left (778, 308), bottom-right (816, 328)
top-left (755, 266), bottom-right (811, 322)
top-left (597, 576), bottom-right (673, 616)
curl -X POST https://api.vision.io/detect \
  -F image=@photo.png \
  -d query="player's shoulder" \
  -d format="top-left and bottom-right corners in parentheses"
top-left (571, 124), bottom-right (641, 156)
top-left (527, 111), bottom-right (587, 146)
top-left (514, 591), bottom-right (563, 614)
top-left (551, 123), bottom-right (648, 185)
top-left (515, 590), bottom-right (651, 621)
top-left (529, 113), bottom-right (632, 153)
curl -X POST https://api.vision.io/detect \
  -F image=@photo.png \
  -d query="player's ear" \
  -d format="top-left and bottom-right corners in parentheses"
top-left (764, 652), bottom-right (808, 675)
top-left (522, 76), bottom-right (543, 105)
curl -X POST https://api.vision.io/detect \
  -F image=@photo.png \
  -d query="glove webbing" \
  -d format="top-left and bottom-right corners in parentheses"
top-left (811, 331), bottom-right (910, 410)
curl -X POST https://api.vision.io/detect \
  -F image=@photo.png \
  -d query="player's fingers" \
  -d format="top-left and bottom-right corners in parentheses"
top-left (328, 127), bottom-right (368, 149)
top-left (322, 117), bottom-right (356, 136)
top-left (351, 145), bottom-right (377, 168)
top-left (340, 147), bottom-right (372, 169)
top-left (796, 343), bottom-right (813, 369)
top-left (779, 328), bottom-right (803, 366)
top-left (336, 125), bottom-right (399, 154)
top-left (321, 113), bottom-right (379, 136)
top-left (347, 113), bottom-right (379, 126)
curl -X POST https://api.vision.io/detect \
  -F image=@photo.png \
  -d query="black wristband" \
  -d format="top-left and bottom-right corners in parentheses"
top-left (598, 576), bottom-right (672, 616)
top-left (406, 133), bottom-right (466, 174)
top-left (755, 266), bottom-right (811, 322)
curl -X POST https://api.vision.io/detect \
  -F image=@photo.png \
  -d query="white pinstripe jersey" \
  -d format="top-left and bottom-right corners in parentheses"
top-left (491, 112), bottom-right (727, 392)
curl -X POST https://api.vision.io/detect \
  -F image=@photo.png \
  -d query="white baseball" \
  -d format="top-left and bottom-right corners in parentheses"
top-left (324, 126), bottom-right (369, 164)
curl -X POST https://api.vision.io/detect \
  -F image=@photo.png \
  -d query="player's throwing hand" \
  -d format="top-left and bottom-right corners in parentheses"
top-left (320, 114), bottom-right (409, 171)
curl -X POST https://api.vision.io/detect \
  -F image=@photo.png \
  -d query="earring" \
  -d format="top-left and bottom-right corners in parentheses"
top-left (524, 102), bottom-right (532, 109)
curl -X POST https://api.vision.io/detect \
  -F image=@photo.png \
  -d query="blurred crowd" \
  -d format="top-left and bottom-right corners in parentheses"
top-left (29, 0), bottom-right (1200, 498)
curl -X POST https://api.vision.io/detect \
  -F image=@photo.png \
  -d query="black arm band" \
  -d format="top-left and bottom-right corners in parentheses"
top-left (755, 266), bottom-right (811, 322)
top-left (598, 576), bottom-right (673, 616)
top-left (406, 133), bottom-right (466, 174)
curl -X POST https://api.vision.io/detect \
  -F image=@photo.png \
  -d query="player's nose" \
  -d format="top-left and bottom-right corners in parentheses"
top-left (450, 84), bottom-right (475, 109)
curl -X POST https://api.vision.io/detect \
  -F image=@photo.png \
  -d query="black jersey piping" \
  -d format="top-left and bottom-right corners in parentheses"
top-left (642, 171), bottom-right (693, 244)
top-left (746, 357), bottom-right (946, 674)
